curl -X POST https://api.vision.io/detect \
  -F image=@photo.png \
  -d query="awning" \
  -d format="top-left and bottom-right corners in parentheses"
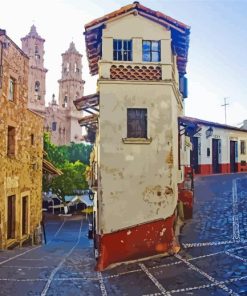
top-left (43, 159), bottom-right (63, 176)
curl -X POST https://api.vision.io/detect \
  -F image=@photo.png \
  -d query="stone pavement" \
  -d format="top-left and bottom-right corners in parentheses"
top-left (0, 173), bottom-right (247, 295)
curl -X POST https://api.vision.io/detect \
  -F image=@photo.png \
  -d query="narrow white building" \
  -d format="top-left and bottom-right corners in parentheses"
top-left (75, 2), bottom-right (193, 270)
top-left (180, 116), bottom-right (247, 175)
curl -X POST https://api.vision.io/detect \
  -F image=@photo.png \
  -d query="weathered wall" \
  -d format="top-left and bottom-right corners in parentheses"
top-left (97, 14), bottom-right (183, 234)
top-left (0, 33), bottom-right (43, 249)
top-left (98, 82), bottom-right (180, 233)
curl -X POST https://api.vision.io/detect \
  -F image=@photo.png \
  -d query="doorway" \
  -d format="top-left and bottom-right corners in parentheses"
top-left (7, 195), bottom-right (16, 240)
top-left (230, 141), bottom-right (238, 172)
top-left (212, 139), bottom-right (221, 173)
top-left (190, 137), bottom-right (200, 174)
top-left (22, 196), bottom-right (28, 236)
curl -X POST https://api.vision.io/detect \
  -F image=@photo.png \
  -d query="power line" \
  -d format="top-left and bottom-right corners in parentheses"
top-left (221, 97), bottom-right (229, 124)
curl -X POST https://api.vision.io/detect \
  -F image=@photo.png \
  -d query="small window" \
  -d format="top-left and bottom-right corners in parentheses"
top-left (66, 63), bottom-right (70, 72)
top-left (74, 63), bottom-right (80, 73)
top-left (127, 108), bottom-right (147, 138)
top-left (7, 126), bottom-right (16, 156)
top-left (35, 46), bottom-right (40, 59)
top-left (35, 81), bottom-right (40, 93)
top-left (113, 39), bottom-right (132, 61)
top-left (241, 140), bottom-right (246, 155)
top-left (207, 148), bottom-right (210, 157)
top-left (142, 40), bottom-right (161, 62)
top-left (8, 77), bottom-right (15, 101)
top-left (52, 122), bottom-right (57, 131)
top-left (31, 134), bottom-right (34, 145)
top-left (64, 95), bottom-right (68, 107)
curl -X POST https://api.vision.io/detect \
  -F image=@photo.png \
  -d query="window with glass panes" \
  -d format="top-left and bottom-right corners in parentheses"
top-left (142, 40), bottom-right (161, 62)
top-left (240, 140), bottom-right (246, 154)
top-left (127, 108), bottom-right (147, 138)
top-left (8, 78), bottom-right (15, 101)
top-left (113, 39), bottom-right (132, 61)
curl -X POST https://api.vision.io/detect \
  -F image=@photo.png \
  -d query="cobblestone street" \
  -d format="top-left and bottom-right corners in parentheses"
top-left (0, 173), bottom-right (247, 296)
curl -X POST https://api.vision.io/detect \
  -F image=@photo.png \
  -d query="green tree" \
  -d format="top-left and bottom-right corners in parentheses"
top-left (43, 133), bottom-right (89, 201)
top-left (49, 161), bottom-right (88, 201)
top-left (43, 133), bottom-right (68, 168)
top-left (67, 142), bottom-right (93, 165)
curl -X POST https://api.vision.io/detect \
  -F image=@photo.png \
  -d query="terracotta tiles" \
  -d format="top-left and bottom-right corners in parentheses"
top-left (110, 64), bottom-right (162, 81)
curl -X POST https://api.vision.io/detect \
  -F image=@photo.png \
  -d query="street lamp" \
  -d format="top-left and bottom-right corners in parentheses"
top-left (88, 189), bottom-right (95, 201)
top-left (205, 127), bottom-right (213, 138)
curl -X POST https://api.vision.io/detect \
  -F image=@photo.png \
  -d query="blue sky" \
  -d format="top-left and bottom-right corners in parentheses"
top-left (1, 0), bottom-right (247, 126)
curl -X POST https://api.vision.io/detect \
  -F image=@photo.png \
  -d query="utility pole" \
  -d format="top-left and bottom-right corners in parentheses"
top-left (221, 97), bottom-right (229, 124)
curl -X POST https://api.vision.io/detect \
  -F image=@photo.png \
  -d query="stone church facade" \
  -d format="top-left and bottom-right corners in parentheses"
top-left (21, 25), bottom-right (84, 145)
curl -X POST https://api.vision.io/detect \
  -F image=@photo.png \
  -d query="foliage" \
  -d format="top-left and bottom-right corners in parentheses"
top-left (66, 142), bottom-right (93, 165)
top-left (48, 161), bottom-right (88, 200)
top-left (43, 133), bottom-right (93, 167)
top-left (43, 133), bottom-right (91, 200)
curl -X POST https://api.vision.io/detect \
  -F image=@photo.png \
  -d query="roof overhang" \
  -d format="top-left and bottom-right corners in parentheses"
top-left (179, 116), bottom-right (247, 133)
top-left (43, 159), bottom-right (63, 176)
top-left (78, 114), bottom-right (98, 127)
top-left (84, 2), bottom-right (190, 76)
top-left (73, 93), bottom-right (99, 111)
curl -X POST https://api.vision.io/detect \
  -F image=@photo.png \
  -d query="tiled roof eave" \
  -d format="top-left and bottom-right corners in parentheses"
top-left (73, 93), bottom-right (99, 110)
top-left (179, 116), bottom-right (247, 133)
top-left (84, 3), bottom-right (190, 76)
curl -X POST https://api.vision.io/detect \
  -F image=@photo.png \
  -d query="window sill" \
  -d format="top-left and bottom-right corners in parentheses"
top-left (122, 137), bottom-right (152, 144)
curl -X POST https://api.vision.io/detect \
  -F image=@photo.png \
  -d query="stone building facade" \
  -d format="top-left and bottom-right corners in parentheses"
top-left (21, 26), bottom-right (84, 146)
top-left (75, 2), bottom-right (192, 270)
top-left (0, 29), bottom-right (43, 249)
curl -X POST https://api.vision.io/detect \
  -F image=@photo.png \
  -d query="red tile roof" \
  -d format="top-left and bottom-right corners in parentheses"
top-left (84, 2), bottom-right (190, 76)
top-left (179, 116), bottom-right (247, 133)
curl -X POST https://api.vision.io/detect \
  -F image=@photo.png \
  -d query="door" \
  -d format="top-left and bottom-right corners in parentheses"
top-left (7, 195), bottom-right (16, 240)
top-left (190, 137), bottom-right (200, 174)
top-left (212, 139), bottom-right (221, 173)
top-left (230, 141), bottom-right (237, 172)
top-left (22, 196), bottom-right (28, 236)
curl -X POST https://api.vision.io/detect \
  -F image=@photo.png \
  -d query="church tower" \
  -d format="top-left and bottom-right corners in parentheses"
top-left (58, 42), bottom-right (84, 143)
top-left (21, 25), bottom-right (47, 114)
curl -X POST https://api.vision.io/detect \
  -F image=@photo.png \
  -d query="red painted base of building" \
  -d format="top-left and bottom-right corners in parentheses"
top-left (196, 163), bottom-right (247, 175)
top-left (96, 215), bottom-right (179, 271)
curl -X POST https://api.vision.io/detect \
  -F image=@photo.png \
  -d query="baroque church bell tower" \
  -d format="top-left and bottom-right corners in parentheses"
top-left (58, 42), bottom-right (84, 112)
top-left (57, 42), bottom-right (84, 143)
top-left (21, 25), bottom-right (47, 114)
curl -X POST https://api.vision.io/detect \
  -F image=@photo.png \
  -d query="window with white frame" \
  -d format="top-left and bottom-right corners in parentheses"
top-left (142, 40), bottom-right (161, 62)
top-left (113, 39), bottom-right (132, 61)
top-left (240, 140), bottom-right (246, 155)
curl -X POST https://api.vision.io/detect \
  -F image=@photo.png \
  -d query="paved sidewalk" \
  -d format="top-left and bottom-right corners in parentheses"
top-left (0, 173), bottom-right (247, 295)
